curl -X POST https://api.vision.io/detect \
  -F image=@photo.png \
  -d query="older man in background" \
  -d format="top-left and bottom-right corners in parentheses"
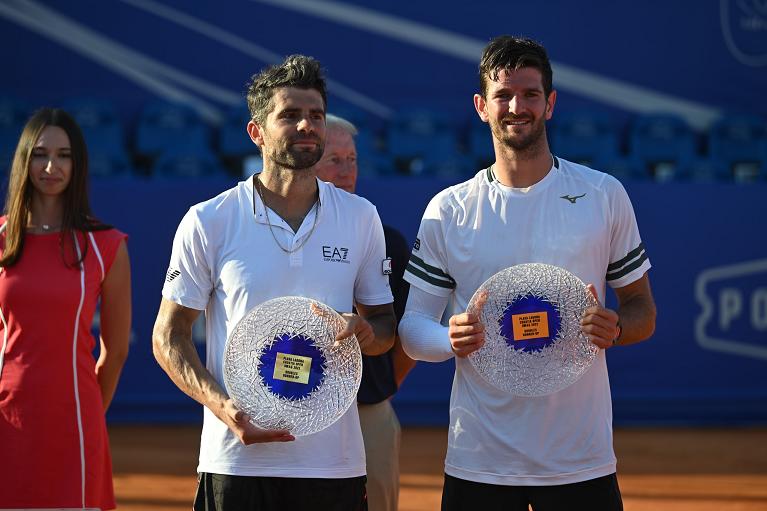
top-left (315, 114), bottom-right (416, 511)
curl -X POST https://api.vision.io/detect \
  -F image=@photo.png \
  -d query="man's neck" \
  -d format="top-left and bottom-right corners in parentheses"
top-left (256, 164), bottom-right (319, 231)
top-left (492, 142), bottom-right (554, 188)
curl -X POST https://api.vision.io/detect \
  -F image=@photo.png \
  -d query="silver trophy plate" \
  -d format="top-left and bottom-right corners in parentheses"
top-left (467, 263), bottom-right (599, 397)
top-left (223, 296), bottom-right (362, 436)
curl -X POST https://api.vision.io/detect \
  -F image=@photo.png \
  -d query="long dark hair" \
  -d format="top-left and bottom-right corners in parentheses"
top-left (1, 107), bottom-right (109, 268)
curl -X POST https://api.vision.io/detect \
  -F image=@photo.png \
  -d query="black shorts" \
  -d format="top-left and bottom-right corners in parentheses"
top-left (441, 472), bottom-right (623, 511)
top-left (194, 473), bottom-right (367, 511)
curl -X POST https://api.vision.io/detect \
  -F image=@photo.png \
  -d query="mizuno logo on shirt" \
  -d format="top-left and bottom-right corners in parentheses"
top-left (560, 193), bottom-right (586, 204)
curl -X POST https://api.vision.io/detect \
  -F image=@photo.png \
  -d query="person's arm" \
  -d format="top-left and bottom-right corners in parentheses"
top-left (386, 227), bottom-right (417, 386)
top-left (96, 240), bottom-right (131, 411)
top-left (580, 273), bottom-right (656, 349)
top-left (152, 298), bottom-right (295, 444)
top-left (398, 287), bottom-right (454, 362)
top-left (339, 302), bottom-right (396, 356)
top-left (391, 337), bottom-right (417, 387)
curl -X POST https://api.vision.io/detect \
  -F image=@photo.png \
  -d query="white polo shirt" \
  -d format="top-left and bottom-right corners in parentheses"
top-left (404, 157), bottom-right (651, 486)
top-left (162, 176), bottom-right (393, 478)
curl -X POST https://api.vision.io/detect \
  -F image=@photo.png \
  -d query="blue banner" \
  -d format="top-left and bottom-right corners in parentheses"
top-left (93, 177), bottom-right (767, 425)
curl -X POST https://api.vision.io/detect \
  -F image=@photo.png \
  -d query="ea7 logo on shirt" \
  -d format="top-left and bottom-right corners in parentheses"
top-left (413, 238), bottom-right (421, 251)
top-left (322, 245), bottom-right (350, 264)
top-left (165, 268), bottom-right (181, 283)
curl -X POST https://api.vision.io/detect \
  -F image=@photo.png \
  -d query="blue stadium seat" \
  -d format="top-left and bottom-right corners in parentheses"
top-left (219, 107), bottom-right (255, 159)
top-left (333, 108), bottom-right (385, 163)
top-left (709, 114), bottom-right (767, 183)
top-left (88, 148), bottom-right (133, 178)
top-left (629, 113), bottom-right (698, 181)
top-left (354, 130), bottom-right (380, 161)
top-left (467, 120), bottom-right (495, 169)
top-left (681, 157), bottom-right (731, 183)
top-left (152, 145), bottom-right (226, 178)
top-left (386, 108), bottom-right (459, 174)
top-left (64, 98), bottom-right (125, 153)
top-left (64, 98), bottom-right (131, 177)
top-left (424, 152), bottom-right (474, 178)
top-left (551, 110), bottom-right (620, 167)
top-left (357, 150), bottom-right (392, 176)
top-left (330, 106), bottom-right (375, 132)
top-left (593, 154), bottom-right (647, 182)
top-left (0, 97), bottom-right (28, 170)
top-left (135, 101), bottom-right (212, 158)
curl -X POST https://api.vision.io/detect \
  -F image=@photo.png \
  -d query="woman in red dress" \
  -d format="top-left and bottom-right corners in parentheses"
top-left (0, 108), bottom-right (131, 510)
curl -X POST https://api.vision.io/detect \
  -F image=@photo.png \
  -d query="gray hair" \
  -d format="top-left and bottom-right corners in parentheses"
top-left (325, 113), bottom-right (358, 137)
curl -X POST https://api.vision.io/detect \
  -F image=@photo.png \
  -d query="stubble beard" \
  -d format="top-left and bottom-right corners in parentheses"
top-left (491, 115), bottom-right (548, 159)
top-left (266, 140), bottom-right (325, 171)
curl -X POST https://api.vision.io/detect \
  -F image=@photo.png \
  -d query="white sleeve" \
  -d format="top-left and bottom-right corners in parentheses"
top-left (354, 206), bottom-right (394, 306)
top-left (161, 208), bottom-right (214, 310)
top-left (605, 176), bottom-right (651, 288)
top-left (398, 286), bottom-right (454, 362)
top-left (403, 193), bottom-right (456, 297)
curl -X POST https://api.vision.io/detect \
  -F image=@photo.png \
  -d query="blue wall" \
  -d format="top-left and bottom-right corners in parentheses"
top-left (95, 177), bottom-right (767, 426)
top-left (2, 1), bottom-right (766, 424)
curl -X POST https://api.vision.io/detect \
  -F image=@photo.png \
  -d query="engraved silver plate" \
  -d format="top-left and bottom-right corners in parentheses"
top-left (467, 264), bottom-right (599, 396)
top-left (223, 296), bottom-right (362, 436)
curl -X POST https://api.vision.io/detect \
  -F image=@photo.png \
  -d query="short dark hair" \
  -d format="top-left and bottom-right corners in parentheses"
top-left (246, 54), bottom-right (327, 125)
top-left (479, 36), bottom-right (553, 98)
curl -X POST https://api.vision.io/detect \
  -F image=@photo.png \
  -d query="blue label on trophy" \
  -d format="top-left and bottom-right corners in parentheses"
top-left (499, 294), bottom-right (561, 352)
top-left (259, 333), bottom-right (326, 399)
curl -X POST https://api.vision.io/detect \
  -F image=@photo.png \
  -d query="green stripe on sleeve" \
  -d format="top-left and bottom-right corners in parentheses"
top-left (405, 262), bottom-right (456, 289)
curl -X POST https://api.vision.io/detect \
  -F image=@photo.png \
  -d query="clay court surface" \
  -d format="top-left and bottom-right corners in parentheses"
top-left (110, 425), bottom-right (767, 510)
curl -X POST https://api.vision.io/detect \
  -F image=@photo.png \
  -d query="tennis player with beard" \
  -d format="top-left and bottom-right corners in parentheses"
top-left (153, 55), bottom-right (395, 511)
top-left (398, 36), bottom-right (656, 511)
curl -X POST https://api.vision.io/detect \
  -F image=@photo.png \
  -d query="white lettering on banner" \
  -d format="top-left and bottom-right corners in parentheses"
top-left (752, 289), bottom-right (767, 330)
top-left (719, 288), bottom-right (742, 330)
top-left (695, 258), bottom-right (767, 360)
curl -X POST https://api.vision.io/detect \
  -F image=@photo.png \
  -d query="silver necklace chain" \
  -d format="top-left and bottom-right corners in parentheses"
top-left (253, 175), bottom-right (320, 254)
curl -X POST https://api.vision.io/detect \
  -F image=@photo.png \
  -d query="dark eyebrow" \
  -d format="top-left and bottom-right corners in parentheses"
top-left (493, 85), bottom-right (543, 96)
top-left (32, 146), bottom-right (71, 152)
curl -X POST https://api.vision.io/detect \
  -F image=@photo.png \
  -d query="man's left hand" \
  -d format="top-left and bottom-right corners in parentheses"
top-left (338, 313), bottom-right (375, 352)
top-left (580, 284), bottom-right (620, 349)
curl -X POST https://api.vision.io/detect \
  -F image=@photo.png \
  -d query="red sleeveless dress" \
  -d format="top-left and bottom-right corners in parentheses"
top-left (0, 220), bottom-right (127, 510)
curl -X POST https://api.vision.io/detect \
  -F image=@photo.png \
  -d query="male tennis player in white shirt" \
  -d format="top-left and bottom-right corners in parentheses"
top-left (398, 35), bottom-right (656, 511)
top-left (153, 54), bottom-right (395, 511)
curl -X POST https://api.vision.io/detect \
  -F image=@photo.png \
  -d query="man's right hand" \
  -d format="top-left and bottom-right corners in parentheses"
top-left (448, 312), bottom-right (485, 357)
top-left (223, 399), bottom-right (295, 445)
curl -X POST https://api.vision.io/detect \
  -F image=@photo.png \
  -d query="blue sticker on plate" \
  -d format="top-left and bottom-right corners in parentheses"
top-left (499, 294), bottom-right (561, 352)
top-left (258, 333), bottom-right (326, 399)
